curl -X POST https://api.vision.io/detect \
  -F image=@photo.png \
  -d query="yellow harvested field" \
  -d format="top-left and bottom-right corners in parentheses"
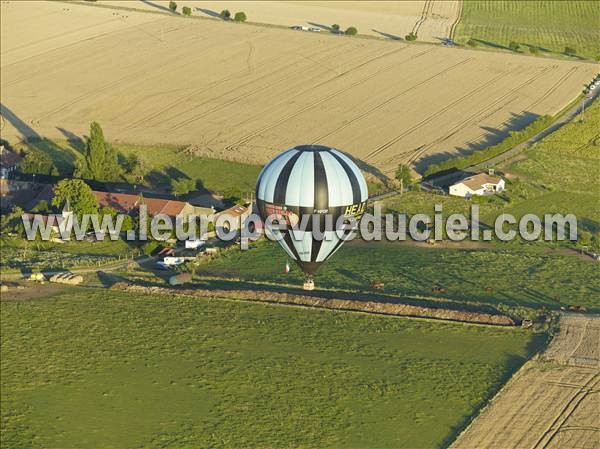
top-left (99, 0), bottom-right (462, 43)
top-left (1, 1), bottom-right (597, 175)
top-left (451, 315), bottom-right (600, 449)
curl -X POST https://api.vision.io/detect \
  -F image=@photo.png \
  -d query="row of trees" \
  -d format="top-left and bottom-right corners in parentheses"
top-left (219, 9), bottom-right (247, 22)
top-left (467, 37), bottom-right (577, 56)
top-left (330, 24), bottom-right (358, 36)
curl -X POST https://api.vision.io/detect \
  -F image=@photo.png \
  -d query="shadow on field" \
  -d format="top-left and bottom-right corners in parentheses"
top-left (57, 127), bottom-right (85, 154)
top-left (141, 0), bottom-right (174, 14)
top-left (372, 29), bottom-right (403, 40)
top-left (307, 22), bottom-right (335, 33)
top-left (196, 8), bottom-right (220, 18)
top-left (0, 102), bottom-right (77, 174)
top-left (414, 110), bottom-right (540, 175)
top-left (471, 38), bottom-right (512, 51)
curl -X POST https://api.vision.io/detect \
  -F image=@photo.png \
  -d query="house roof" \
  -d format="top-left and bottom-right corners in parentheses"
top-left (93, 190), bottom-right (196, 217)
top-left (140, 197), bottom-right (187, 217)
top-left (0, 147), bottom-right (21, 168)
top-left (458, 173), bottom-right (502, 190)
top-left (94, 191), bottom-right (139, 213)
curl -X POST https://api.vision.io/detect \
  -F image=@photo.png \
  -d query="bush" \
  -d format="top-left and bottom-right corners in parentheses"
top-left (18, 149), bottom-right (59, 176)
top-left (529, 46), bottom-right (539, 54)
top-left (467, 38), bottom-right (477, 47)
top-left (182, 6), bottom-right (191, 16)
top-left (171, 178), bottom-right (196, 196)
top-left (169, 1), bottom-right (177, 12)
top-left (405, 32), bottom-right (417, 41)
top-left (509, 41), bottom-right (520, 52)
top-left (142, 241), bottom-right (159, 257)
top-left (220, 9), bottom-right (231, 20)
top-left (233, 11), bottom-right (247, 22)
top-left (424, 115), bottom-right (555, 177)
top-left (564, 46), bottom-right (577, 55)
top-left (344, 26), bottom-right (357, 36)
top-left (331, 24), bottom-right (340, 33)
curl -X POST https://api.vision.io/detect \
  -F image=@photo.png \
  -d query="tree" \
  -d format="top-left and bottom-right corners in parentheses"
top-left (18, 150), bottom-right (58, 176)
top-left (182, 6), bottom-right (191, 16)
top-left (78, 122), bottom-right (121, 181)
top-left (142, 240), bottom-right (159, 256)
top-left (467, 38), bottom-right (477, 47)
top-left (529, 46), bottom-right (539, 54)
top-left (233, 11), bottom-right (247, 22)
top-left (395, 164), bottom-right (413, 194)
top-left (124, 153), bottom-right (140, 175)
top-left (171, 178), bottom-right (195, 197)
top-left (1, 206), bottom-right (24, 234)
top-left (220, 9), bottom-right (231, 20)
top-left (405, 32), bottom-right (417, 41)
top-left (52, 179), bottom-right (98, 219)
top-left (509, 41), bottom-right (520, 52)
top-left (103, 142), bottom-right (121, 181)
top-left (564, 46), bottom-right (577, 55)
top-left (83, 121), bottom-right (106, 180)
top-left (169, 1), bottom-right (177, 12)
top-left (31, 200), bottom-right (50, 213)
top-left (331, 24), bottom-right (340, 33)
top-left (344, 26), bottom-right (357, 36)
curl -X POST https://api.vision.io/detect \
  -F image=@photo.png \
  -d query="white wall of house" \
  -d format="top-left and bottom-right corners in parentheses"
top-left (449, 183), bottom-right (474, 197)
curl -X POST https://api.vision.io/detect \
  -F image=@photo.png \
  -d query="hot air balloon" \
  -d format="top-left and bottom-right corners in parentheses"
top-left (255, 144), bottom-right (368, 290)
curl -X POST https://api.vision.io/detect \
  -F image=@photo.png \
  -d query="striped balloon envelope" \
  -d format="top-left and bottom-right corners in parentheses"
top-left (256, 145), bottom-right (368, 279)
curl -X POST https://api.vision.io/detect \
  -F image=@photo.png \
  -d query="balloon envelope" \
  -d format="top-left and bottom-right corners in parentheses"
top-left (256, 144), bottom-right (368, 275)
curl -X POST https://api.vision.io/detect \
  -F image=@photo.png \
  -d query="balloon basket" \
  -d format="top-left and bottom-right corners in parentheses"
top-left (303, 278), bottom-right (315, 291)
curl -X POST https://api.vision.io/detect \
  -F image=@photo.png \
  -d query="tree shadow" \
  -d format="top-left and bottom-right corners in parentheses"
top-left (415, 110), bottom-right (541, 175)
top-left (141, 0), bottom-right (174, 14)
top-left (0, 103), bottom-right (78, 175)
top-left (196, 8), bottom-right (220, 18)
top-left (522, 43), bottom-right (552, 53)
top-left (372, 29), bottom-right (403, 40)
top-left (164, 165), bottom-right (190, 181)
top-left (471, 38), bottom-right (512, 51)
top-left (307, 22), bottom-right (336, 33)
top-left (56, 127), bottom-right (85, 154)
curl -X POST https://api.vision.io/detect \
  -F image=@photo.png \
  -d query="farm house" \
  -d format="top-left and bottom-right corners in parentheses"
top-left (449, 173), bottom-right (505, 197)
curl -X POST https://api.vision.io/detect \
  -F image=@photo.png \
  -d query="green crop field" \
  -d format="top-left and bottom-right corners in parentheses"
top-left (1, 288), bottom-right (543, 449)
top-left (200, 241), bottom-right (600, 313)
top-left (454, 1), bottom-right (600, 59)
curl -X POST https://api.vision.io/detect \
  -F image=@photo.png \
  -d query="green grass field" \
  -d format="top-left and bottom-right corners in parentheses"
top-left (1, 288), bottom-right (544, 449)
top-left (0, 238), bottom-right (138, 273)
top-left (199, 240), bottom-right (600, 313)
top-left (454, 1), bottom-right (600, 59)
top-left (15, 140), bottom-right (262, 197)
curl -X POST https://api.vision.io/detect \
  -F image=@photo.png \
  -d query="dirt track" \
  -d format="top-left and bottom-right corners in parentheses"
top-left (451, 314), bottom-right (600, 449)
top-left (1, 1), bottom-right (597, 175)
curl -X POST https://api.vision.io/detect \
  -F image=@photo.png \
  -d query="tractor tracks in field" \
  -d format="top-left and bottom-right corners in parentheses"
top-left (533, 372), bottom-right (600, 449)
top-left (166, 41), bottom-right (355, 132)
top-left (371, 65), bottom-right (557, 166)
top-left (223, 46), bottom-right (433, 151)
top-left (412, 0), bottom-right (434, 36)
top-left (311, 57), bottom-right (474, 144)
